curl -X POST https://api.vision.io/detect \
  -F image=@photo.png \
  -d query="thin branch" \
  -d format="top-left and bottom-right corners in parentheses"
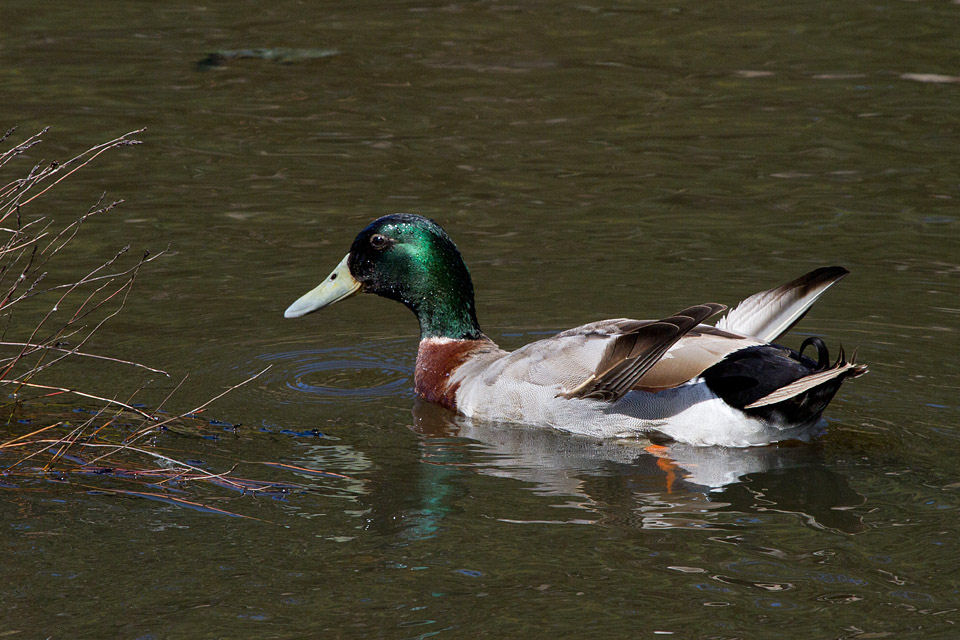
top-left (75, 442), bottom-right (247, 491)
top-left (26, 246), bottom-right (166, 297)
top-left (127, 366), bottom-right (272, 441)
top-left (0, 341), bottom-right (167, 375)
top-left (12, 129), bottom-right (143, 210)
top-left (152, 374), bottom-right (189, 414)
top-left (0, 422), bottom-right (63, 449)
top-left (0, 379), bottom-right (155, 420)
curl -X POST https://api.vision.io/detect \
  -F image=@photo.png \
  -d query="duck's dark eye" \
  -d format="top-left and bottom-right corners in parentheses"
top-left (370, 233), bottom-right (389, 250)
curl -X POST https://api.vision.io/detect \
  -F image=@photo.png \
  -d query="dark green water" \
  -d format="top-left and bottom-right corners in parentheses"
top-left (2, 1), bottom-right (959, 637)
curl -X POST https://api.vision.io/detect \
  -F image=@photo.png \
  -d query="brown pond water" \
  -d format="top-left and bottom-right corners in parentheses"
top-left (2, 1), bottom-right (959, 637)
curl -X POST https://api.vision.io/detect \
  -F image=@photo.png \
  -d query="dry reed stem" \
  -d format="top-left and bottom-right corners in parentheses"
top-left (0, 129), bottom-right (310, 516)
top-left (0, 341), bottom-right (167, 375)
top-left (2, 129), bottom-right (143, 214)
top-left (91, 365), bottom-right (272, 463)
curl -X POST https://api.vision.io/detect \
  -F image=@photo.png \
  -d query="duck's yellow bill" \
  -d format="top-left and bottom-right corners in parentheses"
top-left (284, 253), bottom-right (361, 318)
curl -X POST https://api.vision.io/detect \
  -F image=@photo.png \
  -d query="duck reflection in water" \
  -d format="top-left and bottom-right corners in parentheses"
top-left (394, 400), bottom-right (865, 534)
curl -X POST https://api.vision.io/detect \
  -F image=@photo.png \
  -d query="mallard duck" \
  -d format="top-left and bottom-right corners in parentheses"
top-left (285, 214), bottom-right (866, 447)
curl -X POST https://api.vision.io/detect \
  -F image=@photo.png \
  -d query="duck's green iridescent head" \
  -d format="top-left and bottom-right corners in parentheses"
top-left (284, 214), bottom-right (483, 340)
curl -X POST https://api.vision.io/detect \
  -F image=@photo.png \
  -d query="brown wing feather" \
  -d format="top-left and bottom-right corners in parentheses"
top-left (560, 303), bottom-right (726, 402)
top-left (632, 326), bottom-right (764, 391)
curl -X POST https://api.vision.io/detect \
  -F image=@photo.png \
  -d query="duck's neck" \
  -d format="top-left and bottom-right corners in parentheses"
top-left (414, 301), bottom-right (481, 341)
top-left (409, 279), bottom-right (483, 341)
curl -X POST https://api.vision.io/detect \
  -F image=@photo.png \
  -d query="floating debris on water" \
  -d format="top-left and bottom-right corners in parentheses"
top-left (197, 48), bottom-right (340, 70)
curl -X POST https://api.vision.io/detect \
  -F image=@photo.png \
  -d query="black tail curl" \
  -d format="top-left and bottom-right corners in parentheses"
top-left (703, 339), bottom-right (864, 426)
top-left (799, 336), bottom-right (830, 370)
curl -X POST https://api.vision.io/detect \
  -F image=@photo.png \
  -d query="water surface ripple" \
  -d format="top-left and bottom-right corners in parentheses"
top-left (255, 341), bottom-right (413, 403)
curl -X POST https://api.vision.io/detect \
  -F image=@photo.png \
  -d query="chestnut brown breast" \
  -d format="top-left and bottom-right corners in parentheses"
top-left (414, 339), bottom-right (491, 410)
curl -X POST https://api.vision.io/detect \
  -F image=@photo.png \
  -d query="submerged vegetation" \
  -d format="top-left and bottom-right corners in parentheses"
top-left (0, 128), bottom-right (348, 518)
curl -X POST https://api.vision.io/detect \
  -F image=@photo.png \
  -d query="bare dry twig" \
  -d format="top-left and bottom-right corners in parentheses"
top-left (0, 129), bottom-right (324, 517)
